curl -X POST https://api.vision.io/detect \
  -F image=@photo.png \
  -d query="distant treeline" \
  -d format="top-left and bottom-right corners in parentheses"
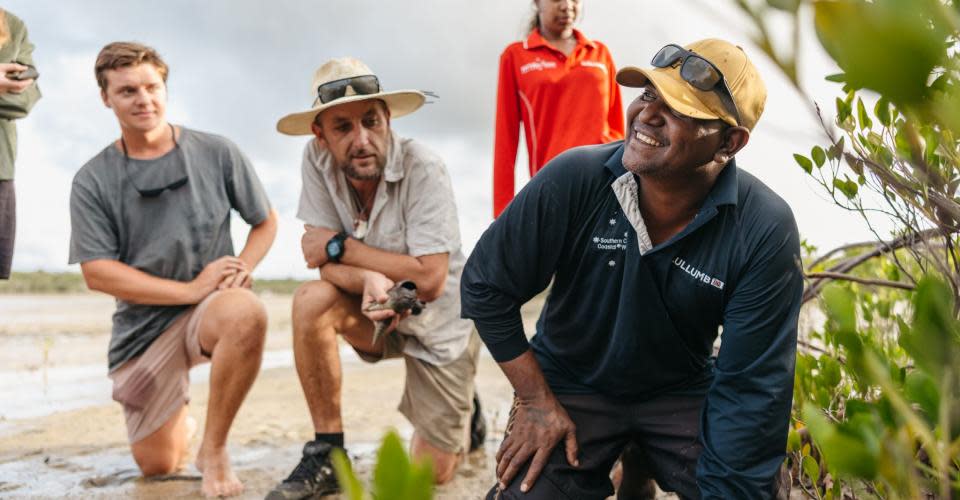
top-left (0, 271), bottom-right (304, 295)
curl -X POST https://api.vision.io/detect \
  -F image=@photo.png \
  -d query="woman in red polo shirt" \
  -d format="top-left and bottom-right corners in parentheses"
top-left (493, 0), bottom-right (624, 217)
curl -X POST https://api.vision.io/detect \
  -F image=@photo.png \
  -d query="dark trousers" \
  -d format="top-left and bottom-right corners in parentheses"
top-left (0, 180), bottom-right (14, 279)
top-left (487, 392), bottom-right (705, 500)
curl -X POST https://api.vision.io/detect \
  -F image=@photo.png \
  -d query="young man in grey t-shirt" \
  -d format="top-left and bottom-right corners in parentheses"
top-left (68, 42), bottom-right (277, 498)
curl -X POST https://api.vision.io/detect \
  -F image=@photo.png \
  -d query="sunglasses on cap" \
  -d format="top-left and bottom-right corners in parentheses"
top-left (651, 44), bottom-right (742, 126)
top-left (316, 75), bottom-right (381, 105)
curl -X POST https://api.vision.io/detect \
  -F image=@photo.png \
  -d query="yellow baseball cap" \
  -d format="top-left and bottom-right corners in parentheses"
top-left (616, 39), bottom-right (766, 131)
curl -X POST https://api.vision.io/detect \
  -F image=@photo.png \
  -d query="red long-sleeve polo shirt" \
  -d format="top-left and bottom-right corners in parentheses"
top-left (493, 28), bottom-right (625, 217)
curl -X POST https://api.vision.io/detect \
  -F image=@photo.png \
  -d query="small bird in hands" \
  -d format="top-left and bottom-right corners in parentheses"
top-left (363, 280), bottom-right (426, 344)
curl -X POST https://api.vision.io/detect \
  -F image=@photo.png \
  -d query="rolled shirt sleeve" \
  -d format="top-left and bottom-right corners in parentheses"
top-left (697, 212), bottom-right (803, 499)
top-left (296, 140), bottom-right (343, 230)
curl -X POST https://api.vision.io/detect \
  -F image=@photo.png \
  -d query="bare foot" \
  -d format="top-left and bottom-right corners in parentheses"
top-left (196, 445), bottom-right (244, 497)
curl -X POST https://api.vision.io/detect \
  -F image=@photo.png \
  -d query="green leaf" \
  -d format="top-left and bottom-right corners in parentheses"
top-left (844, 399), bottom-right (873, 418)
top-left (812, 146), bottom-right (827, 168)
top-left (874, 97), bottom-right (892, 127)
top-left (904, 370), bottom-right (940, 423)
top-left (900, 276), bottom-right (959, 381)
top-left (824, 285), bottom-right (858, 337)
top-left (846, 179), bottom-right (859, 197)
top-left (802, 454), bottom-right (821, 483)
top-left (373, 430), bottom-right (413, 500)
top-left (802, 404), bottom-right (879, 479)
top-left (921, 126), bottom-right (940, 160)
top-left (766, 0), bottom-right (800, 11)
top-left (857, 98), bottom-right (873, 130)
top-left (843, 153), bottom-right (864, 176)
top-left (794, 153), bottom-right (813, 173)
top-left (820, 356), bottom-right (843, 388)
top-left (825, 73), bottom-right (847, 83)
top-left (401, 460), bottom-right (435, 500)
top-left (836, 97), bottom-right (852, 123)
top-left (787, 427), bottom-right (802, 452)
top-left (814, 0), bottom-right (948, 104)
top-left (331, 448), bottom-right (365, 500)
top-left (832, 177), bottom-right (858, 198)
top-left (894, 128), bottom-right (913, 158)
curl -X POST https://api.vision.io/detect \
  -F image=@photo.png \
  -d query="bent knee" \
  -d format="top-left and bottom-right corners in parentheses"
top-left (292, 280), bottom-right (342, 324)
top-left (210, 288), bottom-right (266, 325)
top-left (433, 455), bottom-right (460, 485)
top-left (207, 289), bottom-right (267, 349)
top-left (132, 446), bottom-right (181, 476)
top-left (433, 460), bottom-right (458, 485)
top-left (411, 440), bottom-right (460, 485)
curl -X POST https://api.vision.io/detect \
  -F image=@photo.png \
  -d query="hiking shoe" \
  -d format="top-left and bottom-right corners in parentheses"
top-left (265, 440), bottom-right (341, 500)
top-left (469, 393), bottom-right (487, 452)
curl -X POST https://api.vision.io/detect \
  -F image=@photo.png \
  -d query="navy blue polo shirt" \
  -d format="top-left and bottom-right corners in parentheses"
top-left (461, 141), bottom-right (803, 498)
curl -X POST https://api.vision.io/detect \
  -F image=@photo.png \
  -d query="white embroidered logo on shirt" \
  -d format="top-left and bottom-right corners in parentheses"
top-left (673, 257), bottom-right (725, 290)
top-left (580, 61), bottom-right (607, 73)
top-left (593, 235), bottom-right (628, 251)
top-left (520, 59), bottom-right (559, 74)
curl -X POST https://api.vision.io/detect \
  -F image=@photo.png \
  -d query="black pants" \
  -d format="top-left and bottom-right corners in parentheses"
top-left (0, 180), bottom-right (14, 279)
top-left (487, 392), bottom-right (790, 500)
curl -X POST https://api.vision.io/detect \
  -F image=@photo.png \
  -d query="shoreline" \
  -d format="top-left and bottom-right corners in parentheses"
top-left (0, 292), bottom-right (553, 499)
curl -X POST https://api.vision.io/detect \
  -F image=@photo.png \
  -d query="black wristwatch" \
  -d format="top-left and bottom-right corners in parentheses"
top-left (325, 231), bottom-right (349, 263)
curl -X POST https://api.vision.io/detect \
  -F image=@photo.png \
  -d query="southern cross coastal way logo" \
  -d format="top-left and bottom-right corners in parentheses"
top-left (673, 257), bottom-right (725, 290)
top-left (593, 234), bottom-right (628, 251)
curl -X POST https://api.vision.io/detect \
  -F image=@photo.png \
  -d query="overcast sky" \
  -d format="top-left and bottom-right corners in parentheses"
top-left (6, 1), bottom-right (878, 279)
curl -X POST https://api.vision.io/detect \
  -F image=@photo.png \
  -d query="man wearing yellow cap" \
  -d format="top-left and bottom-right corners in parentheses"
top-left (267, 57), bottom-right (483, 499)
top-left (462, 39), bottom-right (800, 499)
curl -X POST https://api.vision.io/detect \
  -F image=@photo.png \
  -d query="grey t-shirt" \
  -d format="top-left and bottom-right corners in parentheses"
top-left (69, 127), bottom-right (271, 371)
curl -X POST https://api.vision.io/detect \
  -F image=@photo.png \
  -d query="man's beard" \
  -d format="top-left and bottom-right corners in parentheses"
top-left (340, 152), bottom-right (385, 181)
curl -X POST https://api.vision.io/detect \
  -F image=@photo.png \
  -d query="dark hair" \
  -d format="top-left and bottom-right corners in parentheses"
top-left (528, 6), bottom-right (540, 34)
top-left (527, 1), bottom-right (584, 35)
top-left (95, 41), bottom-right (169, 92)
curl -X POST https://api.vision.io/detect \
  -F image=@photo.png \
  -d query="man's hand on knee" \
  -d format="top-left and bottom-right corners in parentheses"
top-left (496, 394), bottom-right (579, 493)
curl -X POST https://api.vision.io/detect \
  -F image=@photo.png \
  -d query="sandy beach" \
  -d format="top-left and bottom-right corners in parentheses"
top-left (1, 291), bottom-right (677, 499)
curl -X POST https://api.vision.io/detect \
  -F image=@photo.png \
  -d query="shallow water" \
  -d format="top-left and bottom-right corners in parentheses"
top-left (0, 439), bottom-right (394, 498)
top-left (0, 346), bottom-right (364, 422)
top-left (0, 293), bottom-right (686, 499)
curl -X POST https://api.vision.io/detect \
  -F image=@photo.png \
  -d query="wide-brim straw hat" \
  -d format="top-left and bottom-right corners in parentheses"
top-left (277, 57), bottom-right (425, 136)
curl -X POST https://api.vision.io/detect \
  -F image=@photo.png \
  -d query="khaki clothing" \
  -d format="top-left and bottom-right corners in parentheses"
top-left (296, 132), bottom-right (473, 365)
top-left (356, 331), bottom-right (481, 454)
top-left (0, 10), bottom-right (41, 181)
top-left (109, 292), bottom-right (221, 444)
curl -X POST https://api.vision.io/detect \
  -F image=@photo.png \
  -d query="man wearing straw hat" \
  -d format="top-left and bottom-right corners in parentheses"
top-left (461, 39), bottom-right (801, 499)
top-left (266, 57), bottom-right (483, 499)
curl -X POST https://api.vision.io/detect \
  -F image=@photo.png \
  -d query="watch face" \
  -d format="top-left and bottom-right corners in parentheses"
top-left (326, 239), bottom-right (342, 260)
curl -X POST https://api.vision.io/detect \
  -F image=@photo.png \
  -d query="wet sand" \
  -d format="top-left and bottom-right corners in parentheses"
top-left (0, 292), bottom-right (683, 499)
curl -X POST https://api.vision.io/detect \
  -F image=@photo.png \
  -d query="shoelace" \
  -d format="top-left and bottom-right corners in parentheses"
top-left (285, 450), bottom-right (329, 483)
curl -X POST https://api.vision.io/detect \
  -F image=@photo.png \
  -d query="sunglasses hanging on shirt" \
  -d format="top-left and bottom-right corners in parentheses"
top-left (651, 44), bottom-right (743, 126)
top-left (121, 123), bottom-right (189, 198)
